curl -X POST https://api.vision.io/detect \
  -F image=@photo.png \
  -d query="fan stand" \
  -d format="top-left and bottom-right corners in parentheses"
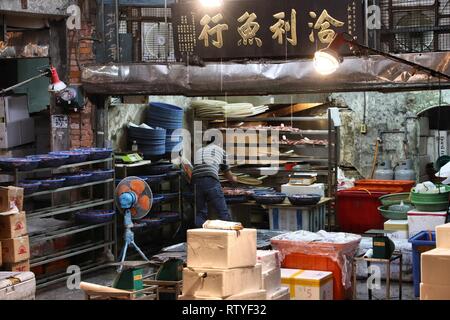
top-left (117, 192), bottom-right (150, 273)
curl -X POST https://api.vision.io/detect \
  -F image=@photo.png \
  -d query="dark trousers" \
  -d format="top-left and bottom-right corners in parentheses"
top-left (192, 176), bottom-right (230, 227)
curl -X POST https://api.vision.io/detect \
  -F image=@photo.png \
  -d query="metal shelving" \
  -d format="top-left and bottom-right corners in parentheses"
top-left (1, 158), bottom-right (113, 176)
top-left (24, 179), bottom-right (113, 198)
top-left (29, 221), bottom-right (115, 243)
top-left (30, 240), bottom-right (115, 267)
top-left (0, 156), bottom-right (117, 289)
top-left (27, 198), bottom-right (114, 219)
top-left (195, 110), bottom-right (339, 230)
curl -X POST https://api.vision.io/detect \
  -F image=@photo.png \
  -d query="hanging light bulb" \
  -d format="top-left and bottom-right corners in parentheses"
top-left (313, 49), bottom-right (341, 76)
top-left (313, 33), bottom-right (347, 76)
top-left (199, 0), bottom-right (223, 8)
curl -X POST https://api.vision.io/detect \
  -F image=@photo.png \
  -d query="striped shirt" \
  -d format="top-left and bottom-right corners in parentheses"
top-left (192, 144), bottom-right (230, 181)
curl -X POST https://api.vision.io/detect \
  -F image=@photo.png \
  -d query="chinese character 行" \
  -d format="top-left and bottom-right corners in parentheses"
top-left (269, 9), bottom-right (297, 46)
top-left (198, 13), bottom-right (228, 49)
top-left (308, 9), bottom-right (344, 44)
top-left (237, 12), bottom-right (262, 47)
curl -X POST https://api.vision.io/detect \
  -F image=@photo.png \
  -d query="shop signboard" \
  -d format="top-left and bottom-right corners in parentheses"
top-left (171, 0), bottom-right (364, 61)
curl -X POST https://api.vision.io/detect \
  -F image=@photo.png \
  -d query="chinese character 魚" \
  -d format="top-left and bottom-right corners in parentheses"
top-left (270, 9), bottom-right (297, 46)
top-left (237, 12), bottom-right (262, 47)
top-left (198, 13), bottom-right (228, 49)
top-left (308, 9), bottom-right (344, 44)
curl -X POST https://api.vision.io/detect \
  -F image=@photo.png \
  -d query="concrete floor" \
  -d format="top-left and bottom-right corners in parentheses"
top-left (36, 268), bottom-right (417, 300)
top-left (36, 268), bottom-right (118, 300)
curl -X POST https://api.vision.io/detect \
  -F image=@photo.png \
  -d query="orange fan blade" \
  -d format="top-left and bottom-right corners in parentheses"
top-left (130, 179), bottom-right (145, 196)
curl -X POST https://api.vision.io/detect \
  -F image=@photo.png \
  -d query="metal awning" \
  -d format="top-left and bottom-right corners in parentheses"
top-left (81, 51), bottom-right (450, 96)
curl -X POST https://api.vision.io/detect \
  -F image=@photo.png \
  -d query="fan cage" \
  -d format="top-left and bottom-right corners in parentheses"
top-left (118, 6), bottom-right (175, 63)
top-left (377, 0), bottom-right (450, 53)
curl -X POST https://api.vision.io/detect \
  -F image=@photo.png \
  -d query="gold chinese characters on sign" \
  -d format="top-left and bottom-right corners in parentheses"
top-left (195, 8), bottom-right (345, 49)
top-left (308, 9), bottom-right (344, 44)
top-left (269, 9), bottom-right (297, 46)
top-left (199, 13), bottom-right (229, 48)
top-left (237, 12), bottom-right (262, 47)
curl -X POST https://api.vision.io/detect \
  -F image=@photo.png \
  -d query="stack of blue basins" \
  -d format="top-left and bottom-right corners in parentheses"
top-left (146, 103), bottom-right (184, 154)
top-left (166, 129), bottom-right (183, 154)
top-left (127, 125), bottom-right (166, 158)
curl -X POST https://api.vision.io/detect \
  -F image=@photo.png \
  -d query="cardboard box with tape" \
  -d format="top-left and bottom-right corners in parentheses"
top-left (421, 248), bottom-right (450, 286)
top-left (436, 223), bottom-right (450, 249)
top-left (1, 235), bottom-right (30, 263)
top-left (2, 259), bottom-right (30, 272)
top-left (0, 187), bottom-right (23, 213)
top-left (187, 228), bottom-right (256, 269)
top-left (182, 264), bottom-right (262, 298)
top-left (0, 211), bottom-right (27, 239)
top-left (281, 268), bottom-right (333, 300)
top-left (420, 282), bottom-right (450, 300)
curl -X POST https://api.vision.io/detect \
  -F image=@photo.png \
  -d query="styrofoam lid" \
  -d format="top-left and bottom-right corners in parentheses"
top-left (407, 210), bottom-right (448, 215)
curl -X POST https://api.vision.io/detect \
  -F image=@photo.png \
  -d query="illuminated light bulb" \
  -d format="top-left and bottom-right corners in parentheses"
top-left (313, 49), bottom-right (341, 76)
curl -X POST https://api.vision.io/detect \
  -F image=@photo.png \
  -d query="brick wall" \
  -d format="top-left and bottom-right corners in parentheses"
top-left (67, 0), bottom-right (96, 149)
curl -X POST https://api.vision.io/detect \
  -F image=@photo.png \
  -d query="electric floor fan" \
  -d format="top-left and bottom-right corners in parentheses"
top-left (114, 176), bottom-right (154, 274)
top-left (79, 176), bottom-right (156, 296)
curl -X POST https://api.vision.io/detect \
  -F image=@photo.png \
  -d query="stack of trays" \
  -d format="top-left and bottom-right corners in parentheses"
top-left (146, 102), bottom-right (184, 154)
top-left (127, 124), bottom-right (166, 157)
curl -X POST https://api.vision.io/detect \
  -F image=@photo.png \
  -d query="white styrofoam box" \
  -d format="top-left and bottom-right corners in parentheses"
top-left (0, 272), bottom-right (35, 300)
top-left (419, 116), bottom-right (430, 136)
top-left (267, 205), bottom-right (326, 232)
top-left (179, 290), bottom-right (267, 300)
top-left (262, 267), bottom-right (281, 297)
top-left (182, 264), bottom-right (262, 298)
top-left (419, 136), bottom-right (428, 156)
top-left (281, 183), bottom-right (325, 197)
top-left (421, 248), bottom-right (450, 286)
top-left (0, 95), bottom-right (29, 123)
top-left (269, 286), bottom-right (290, 300)
top-left (420, 283), bottom-right (450, 300)
top-left (225, 290), bottom-right (267, 300)
top-left (257, 250), bottom-right (280, 273)
top-left (407, 210), bottom-right (448, 238)
top-left (280, 269), bottom-right (333, 300)
top-left (178, 295), bottom-right (221, 300)
top-left (384, 220), bottom-right (409, 240)
top-left (0, 118), bottom-right (35, 149)
top-left (187, 228), bottom-right (256, 269)
top-left (436, 223), bottom-right (450, 249)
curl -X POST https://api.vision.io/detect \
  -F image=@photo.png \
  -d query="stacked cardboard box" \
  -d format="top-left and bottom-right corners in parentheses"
top-left (280, 269), bottom-right (333, 300)
top-left (257, 250), bottom-right (289, 300)
top-left (0, 187), bottom-right (30, 272)
top-left (179, 228), bottom-right (266, 300)
top-left (420, 223), bottom-right (450, 300)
